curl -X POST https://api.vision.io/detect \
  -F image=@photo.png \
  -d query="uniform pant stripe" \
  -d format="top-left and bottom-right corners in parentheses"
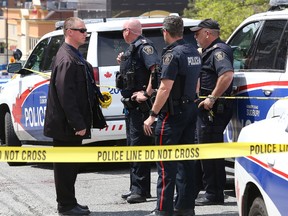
top-left (159, 113), bottom-right (169, 211)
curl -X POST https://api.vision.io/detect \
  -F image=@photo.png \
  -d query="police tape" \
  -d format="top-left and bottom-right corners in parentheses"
top-left (0, 142), bottom-right (288, 163)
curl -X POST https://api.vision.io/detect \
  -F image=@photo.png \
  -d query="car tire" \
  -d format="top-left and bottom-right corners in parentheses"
top-left (248, 197), bottom-right (268, 216)
top-left (4, 112), bottom-right (26, 166)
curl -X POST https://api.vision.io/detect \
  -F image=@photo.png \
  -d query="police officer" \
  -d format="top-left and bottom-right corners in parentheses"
top-left (144, 15), bottom-right (201, 216)
top-left (190, 18), bottom-right (234, 206)
top-left (116, 18), bottom-right (160, 204)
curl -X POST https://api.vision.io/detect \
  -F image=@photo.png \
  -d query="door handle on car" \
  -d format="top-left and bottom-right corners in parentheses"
top-left (262, 87), bottom-right (274, 96)
top-left (267, 158), bottom-right (275, 168)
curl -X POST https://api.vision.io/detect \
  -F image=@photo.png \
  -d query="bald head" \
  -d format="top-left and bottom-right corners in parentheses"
top-left (123, 18), bottom-right (142, 36)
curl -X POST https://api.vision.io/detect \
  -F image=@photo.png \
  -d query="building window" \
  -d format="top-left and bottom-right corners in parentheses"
top-left (29, 37), bottom-right (39, 51)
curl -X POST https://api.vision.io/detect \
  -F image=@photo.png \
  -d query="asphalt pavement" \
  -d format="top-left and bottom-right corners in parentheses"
top-left (0, 162), bottom-right (238, 216)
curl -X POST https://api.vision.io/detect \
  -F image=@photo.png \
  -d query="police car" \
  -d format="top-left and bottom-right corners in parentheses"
top-left (225, 0), bottom-right (288, 142)
top-left (0, 16), bottom-right (200, 149)
top-left (235, 99), bottom-right (288, 216)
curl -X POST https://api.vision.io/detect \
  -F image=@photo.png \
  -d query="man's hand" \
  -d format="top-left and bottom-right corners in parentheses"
top-left (116, 52), bottom-right (124, 64)
top-left (131, 91), bottom-right (148, 103)
top-left (198, 97), bottom-right (215, 110)
top-left (143, 116), bottom-right (155, 136)
top-left (75, 129), bottom-right (86, 136)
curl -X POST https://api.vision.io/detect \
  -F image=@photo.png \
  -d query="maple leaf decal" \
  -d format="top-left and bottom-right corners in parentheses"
top-left (104, 72), bottom-right (112, 78)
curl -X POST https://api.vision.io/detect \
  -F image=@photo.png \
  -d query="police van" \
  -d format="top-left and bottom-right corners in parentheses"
top-left (225, 0), bottom-right (288, 142)
top-left (235, 99), bottom-right (288, 216)
top-left (0, 16), bottom-right (200, 149)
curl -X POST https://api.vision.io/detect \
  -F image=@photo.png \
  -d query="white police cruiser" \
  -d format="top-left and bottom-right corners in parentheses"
top-left (0, 16), bottom-right (200, 149)
top-left (225, 0), bottom-right (288, 143)
top-left (235, 99), bottom-right (288, 216)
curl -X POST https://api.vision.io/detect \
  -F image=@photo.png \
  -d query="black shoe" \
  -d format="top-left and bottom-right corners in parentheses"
top-left (173, 208), bottom-right (195, 216)
top-left (58, 205), bottom-right (90, 215)
top-left (121, 191), bottom-right (132, 199)
top-left (146, 193), bottom-right (152, 198)
top-left (195, 197), bottom-right (224, 206)
top-left (77, 203), bottom-right (89, 210)
top-left (127, 194), bottom-right (147, 204)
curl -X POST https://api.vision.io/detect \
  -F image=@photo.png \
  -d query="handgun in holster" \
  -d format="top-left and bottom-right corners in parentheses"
top-left (121, 98), bottom-right (136, 109)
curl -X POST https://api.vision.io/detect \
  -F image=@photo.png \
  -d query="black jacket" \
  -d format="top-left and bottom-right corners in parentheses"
top-left (44, 42), bottom-right (96, 142)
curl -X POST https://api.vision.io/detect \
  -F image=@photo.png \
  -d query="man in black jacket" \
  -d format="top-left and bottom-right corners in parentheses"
top-left (44, 17), bottom-right (106, 215)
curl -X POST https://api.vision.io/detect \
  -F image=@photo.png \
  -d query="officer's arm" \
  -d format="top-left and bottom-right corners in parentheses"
top-left (143, 79), bottom-right (173, 136)
top-left (211, 71), bottom-right (233, 98)
top-left (198, 71), bottom-right (233, 110)
top-left (132, 64), bottom-right (156, 102)
top-left (150, 78), bottom-right (173, 115)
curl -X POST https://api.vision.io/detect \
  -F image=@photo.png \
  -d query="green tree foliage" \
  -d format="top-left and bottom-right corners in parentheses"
top-left (184, 0), bottom-right (270, 40)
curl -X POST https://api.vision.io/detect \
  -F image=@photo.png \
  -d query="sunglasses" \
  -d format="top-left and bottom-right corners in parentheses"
top-left (69, 28), bottom-right (87, 33)
top-left (160, 28), bottom-right (167, 34)
top-left (121, 28), bottom-right (129, 33)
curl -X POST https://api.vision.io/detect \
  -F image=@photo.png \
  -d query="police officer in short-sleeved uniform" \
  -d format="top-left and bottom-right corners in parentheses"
top-left (143, 16), bottom-right (201, 216)
top-left (190, 19), bottom-right (234, 206)
top-left (116, 18), bottom-right (160, 204)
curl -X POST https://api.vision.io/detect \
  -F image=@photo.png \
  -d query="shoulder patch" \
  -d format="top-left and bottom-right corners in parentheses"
top-left (214, 51), bottom-right (225, 61)
top-left (143, 45), bottom-right (154, 55)
top-left (163, 53), bottom-right (173, 65)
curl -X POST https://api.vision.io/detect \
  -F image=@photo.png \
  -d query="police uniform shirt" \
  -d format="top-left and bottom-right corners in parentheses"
top-left (120, 35), bottom-right (159, 97)
top-left (161, 39), bottom-right (201, 100)
top-left (200, 38), bottom-right (234, 95)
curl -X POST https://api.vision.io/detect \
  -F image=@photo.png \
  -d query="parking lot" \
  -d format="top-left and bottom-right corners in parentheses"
top-left (0, 162), bottom-right (238, 216)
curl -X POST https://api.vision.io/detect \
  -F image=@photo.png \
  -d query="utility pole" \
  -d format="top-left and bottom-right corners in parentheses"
top-left (5, 6), bottom-right (8, 64)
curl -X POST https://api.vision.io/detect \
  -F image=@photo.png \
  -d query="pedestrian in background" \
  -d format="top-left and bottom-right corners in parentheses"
top-left (190, 18), bottom-right (234, 206)
top-left (44, 17), bottom-right (106, 215)
top-left (116, 18), bottom-right (160, 204)
top-left (143, 15), bottom-right (201, 216)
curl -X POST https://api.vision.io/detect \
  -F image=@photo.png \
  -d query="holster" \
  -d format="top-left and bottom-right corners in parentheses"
top-left (121, 98), bottom-right (137, 109)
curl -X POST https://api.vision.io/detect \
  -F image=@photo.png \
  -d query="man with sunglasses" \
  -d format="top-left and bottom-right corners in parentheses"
top-left (143, 15), bottom-right (201, 216)
top-left (190, 18), bottom-right (234, 206)
top-left (116, 18), bottom-right (160, 204)
top-left (44, 17), bottom-right (103, 215)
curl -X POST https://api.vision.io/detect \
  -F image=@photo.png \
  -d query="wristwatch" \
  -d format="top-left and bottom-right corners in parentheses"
top-left (207, 95), bottom-right (217, 103)
top-left (149, 110), bottom-right (158, 117)
top-left (143, 91), bottom-right (150, 98)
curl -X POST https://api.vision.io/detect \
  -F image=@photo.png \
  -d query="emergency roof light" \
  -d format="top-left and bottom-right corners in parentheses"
top-left (269, 0), bottom-right (288, 6)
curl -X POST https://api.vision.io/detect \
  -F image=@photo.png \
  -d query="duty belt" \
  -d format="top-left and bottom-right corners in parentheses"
top-left (121, 97), bottom-right (152, 113)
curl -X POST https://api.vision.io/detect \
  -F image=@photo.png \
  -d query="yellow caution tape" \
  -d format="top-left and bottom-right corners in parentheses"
top-left (0, 142), bottom-right (287, 163)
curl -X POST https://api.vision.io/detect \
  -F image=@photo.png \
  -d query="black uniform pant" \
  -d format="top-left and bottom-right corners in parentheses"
top-left (125, 108), bottom-right (152, 196)
top-left (196, 100), bottom-right (233, 201)
top-left (154, 105), bottom-right (197, 215)
top-left (53, 139), bottom-right (82, 212)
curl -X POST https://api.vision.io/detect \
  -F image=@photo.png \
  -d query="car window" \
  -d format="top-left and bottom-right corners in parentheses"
top-left (229, 21), bottom-right (261, 70)
top-left (97, 31), bottom-right (128, 67)
top-left (24, 34), bottom-right (89, 72)
top-left (229, 20), bottom-right (288, 71)
top-left (97, 27), bottom-right (198, 67)
top-left (249, 20), bottom-right (287, 70)
top-left (25, 35), bottom-right (63, 71)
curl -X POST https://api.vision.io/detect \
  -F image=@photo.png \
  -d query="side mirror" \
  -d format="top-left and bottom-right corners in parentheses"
top-left (7, 62), bottom-right (22, 73)
top-left (13, 49), bottom-right (22, 61)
